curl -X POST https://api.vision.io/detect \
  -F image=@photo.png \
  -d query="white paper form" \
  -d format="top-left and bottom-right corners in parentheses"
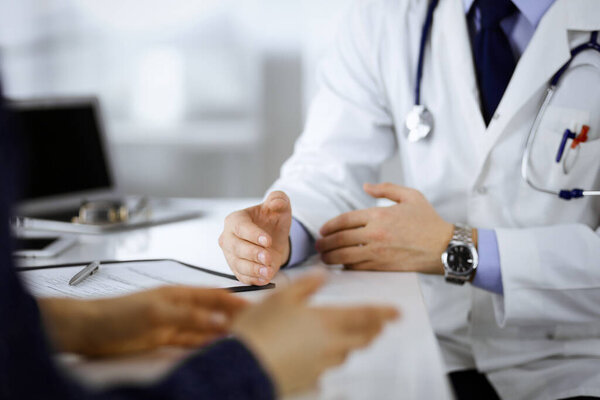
top-left (20, 260), bottom-right (247, 299)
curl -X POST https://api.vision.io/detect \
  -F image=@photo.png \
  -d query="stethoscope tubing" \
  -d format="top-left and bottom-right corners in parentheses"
top-left (410, 0), bottom-right (599, 201)
top-left (520, 86), bottom-right (557, 197)
top-left (550, 32), bottom-right (600, 87)
top-left (414, 0), bottom-right (440, 105)
top-left (521, 31), bottom-right (600, 200)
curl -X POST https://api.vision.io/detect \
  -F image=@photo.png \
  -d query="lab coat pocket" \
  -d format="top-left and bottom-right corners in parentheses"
top-left (514, 107), bottom-right (600, 226)
top-left (528, 104), bottom-right (599, 196)
top-left (537, 133), bottom-right (600, 193)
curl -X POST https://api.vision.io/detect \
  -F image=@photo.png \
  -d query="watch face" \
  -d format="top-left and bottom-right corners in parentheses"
top-left (446, 245), bottom-right (474, 273)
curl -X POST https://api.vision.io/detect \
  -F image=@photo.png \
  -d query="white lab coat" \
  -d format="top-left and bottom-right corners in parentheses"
top-left (269, 0), bottom-right (600, 398)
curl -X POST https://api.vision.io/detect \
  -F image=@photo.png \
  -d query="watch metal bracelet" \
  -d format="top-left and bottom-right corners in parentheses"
top-left (445, 276), bottom-right (468, 284)
top-left (452, 223), bottom-right (473, 244)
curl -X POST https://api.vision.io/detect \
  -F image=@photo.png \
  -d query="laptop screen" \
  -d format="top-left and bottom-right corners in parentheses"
top-left (8, 101), bottom-right (112, 201)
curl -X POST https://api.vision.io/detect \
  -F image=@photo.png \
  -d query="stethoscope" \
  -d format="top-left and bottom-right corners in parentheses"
top-left (404, 0), bottom-right (439, 143)
top-left (404, 0), bottom-right (600, 200)
top-left (520, 31), bottom-right (600, 200)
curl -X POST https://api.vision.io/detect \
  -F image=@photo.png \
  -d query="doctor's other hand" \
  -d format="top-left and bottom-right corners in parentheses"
top-left (232, 272), bottom-right (399, 396)
top-left (219, 191), bottom-right (292, 286)
top-left (316, 183), bottom-right (455, 274)
top-left (38, 286), bottom-right (248, 357)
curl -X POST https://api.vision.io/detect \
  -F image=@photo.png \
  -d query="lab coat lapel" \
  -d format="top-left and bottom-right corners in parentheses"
top-left (479, 0), bottom-right (600, 158)
top-left (434, 0), bottom-right (487, 145)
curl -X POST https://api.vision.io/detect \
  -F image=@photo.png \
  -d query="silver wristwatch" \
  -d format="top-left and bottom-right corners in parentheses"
top-left (441, 224), bottom-right (478, 285)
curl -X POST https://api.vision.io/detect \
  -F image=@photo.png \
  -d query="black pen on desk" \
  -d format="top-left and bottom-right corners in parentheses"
top-left (69, 261), bottom-right (101, 286)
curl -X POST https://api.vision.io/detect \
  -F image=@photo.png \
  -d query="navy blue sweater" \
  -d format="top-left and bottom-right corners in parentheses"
top-left (0, 92), bottom-right (275, 400)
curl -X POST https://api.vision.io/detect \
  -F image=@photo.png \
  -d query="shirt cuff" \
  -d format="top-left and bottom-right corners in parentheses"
top-left (283, 218), bottom-right (316, 268)
top-left (471, 229), bottom-right (504, 295)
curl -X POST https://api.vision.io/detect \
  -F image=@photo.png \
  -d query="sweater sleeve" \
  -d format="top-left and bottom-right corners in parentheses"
top-left (98, 339), bottom-right (275, 400)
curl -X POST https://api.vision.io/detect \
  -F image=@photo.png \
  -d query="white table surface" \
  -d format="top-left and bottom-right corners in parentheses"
top-left (18, 198), bottom-right (453, 400)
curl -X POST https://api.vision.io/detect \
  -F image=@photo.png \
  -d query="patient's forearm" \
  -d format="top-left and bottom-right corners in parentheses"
top-left (37, 298), bottom-right (96, 354)
top-left (35, 287), bottom-right (246, 358)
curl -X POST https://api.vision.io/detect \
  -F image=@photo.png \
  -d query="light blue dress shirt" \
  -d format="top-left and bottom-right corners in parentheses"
top-left (286, 0), bottom-right (556, 296)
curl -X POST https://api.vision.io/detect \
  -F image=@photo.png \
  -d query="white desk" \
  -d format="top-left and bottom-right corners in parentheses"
top-left (19, 199), bottom-right (453, 400)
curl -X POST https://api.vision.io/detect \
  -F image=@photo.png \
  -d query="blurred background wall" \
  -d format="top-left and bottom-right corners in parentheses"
top-left (0, 0), bottom-right (400, 198)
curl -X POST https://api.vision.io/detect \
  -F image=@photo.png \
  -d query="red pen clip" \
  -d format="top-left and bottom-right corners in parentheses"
top-left (571, 125), bottom-right (590, 149)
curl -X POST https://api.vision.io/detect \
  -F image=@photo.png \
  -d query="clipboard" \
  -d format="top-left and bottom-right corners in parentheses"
top-left (19, 258), bottom-right (275, 299)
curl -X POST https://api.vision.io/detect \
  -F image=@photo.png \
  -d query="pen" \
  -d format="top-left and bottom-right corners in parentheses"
top-left (69, 261), bottom-right (101, 286)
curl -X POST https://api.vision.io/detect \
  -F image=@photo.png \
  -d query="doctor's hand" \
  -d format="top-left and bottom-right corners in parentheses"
top-left (38, 286), bottom-right (248, 357)
top-left (232, 272), bottom-right (399, 396)
top-left (316, 183), bottom-right (454, 274)
top-left (219, 191), bottom-right (292, 285)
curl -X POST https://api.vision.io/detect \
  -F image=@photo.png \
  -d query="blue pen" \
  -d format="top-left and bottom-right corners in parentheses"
top-left (556, 129), bottom-right (576, 163)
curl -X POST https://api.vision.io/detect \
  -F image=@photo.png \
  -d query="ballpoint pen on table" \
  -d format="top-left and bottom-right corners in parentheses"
top-left (69, 261), bottom-right (101, 286)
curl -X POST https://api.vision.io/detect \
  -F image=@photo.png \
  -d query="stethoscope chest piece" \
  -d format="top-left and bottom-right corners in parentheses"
top-left (405, 104), bottom-right (434, 142)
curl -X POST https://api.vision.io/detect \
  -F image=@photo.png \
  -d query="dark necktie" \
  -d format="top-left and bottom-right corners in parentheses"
top-left (472, 0), bottom-right (518, 125)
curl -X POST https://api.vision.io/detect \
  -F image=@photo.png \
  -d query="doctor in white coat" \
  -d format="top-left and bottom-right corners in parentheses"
top-left (218, 0), bottom-right (600, 398)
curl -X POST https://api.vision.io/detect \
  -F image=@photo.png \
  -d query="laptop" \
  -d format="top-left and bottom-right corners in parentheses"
top-left (7, 96), bottom-right (201, 233)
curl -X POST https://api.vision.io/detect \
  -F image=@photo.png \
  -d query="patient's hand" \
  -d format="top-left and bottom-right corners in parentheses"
top-left (38, 286), bottom-right (248, 357)
top-left (232, 272), bottom-right (400, 396)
